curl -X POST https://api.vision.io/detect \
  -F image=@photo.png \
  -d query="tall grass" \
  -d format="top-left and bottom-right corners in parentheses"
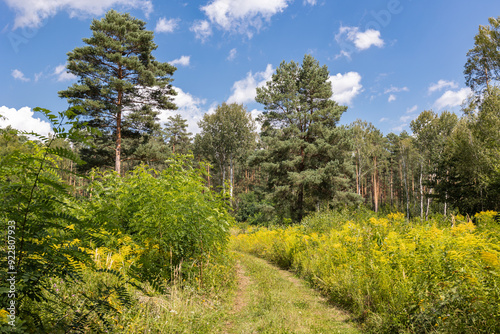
top-left (232, 211), bottom-right (500, 333)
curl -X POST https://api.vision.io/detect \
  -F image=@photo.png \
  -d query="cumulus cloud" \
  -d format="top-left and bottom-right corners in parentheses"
top-left (388, 94), bottom-right (396, 102)
top-left (0, 106), bottom-right (52, 137)
top-left (433, 88), bottom-right (472, 110)
top-left (155, 17), bottom-right (179, 33)
top-left (190, 20), bottom-right (212, 42)
top-left (11, 69), bottom-right (30, 82)
top-left (227, 48), bottom-right (237, 61)
top-left (335, 26), bottom-right (384, 58)
top-left (227, 64), bottom-right (274, 104)
top-left (328, 72), bottom-right (363, 105)
top-left (54, 64), bottom-right (76, 82)
top-left (428, 79), bottom-right (458, 94)
top-left (200, 0), bottom-right (290, 37)
top-left (169, 55), bottom-right (190, 67)
top-left (4, 0), bottom-right (153, 29)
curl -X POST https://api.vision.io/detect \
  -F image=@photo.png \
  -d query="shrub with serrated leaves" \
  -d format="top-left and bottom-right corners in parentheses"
top-left (0, 108), bottom-right (133, 333)
top-left (85, 156), bottom-right (233, 282)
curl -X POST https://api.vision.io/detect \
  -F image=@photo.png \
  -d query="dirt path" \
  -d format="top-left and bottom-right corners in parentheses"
top-left (223, 252), bottom-right (359, 334)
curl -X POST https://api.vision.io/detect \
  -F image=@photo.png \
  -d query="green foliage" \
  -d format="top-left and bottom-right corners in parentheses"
top-left (464, 16), bottom-right (500, 93)
top-left (164, 114), bottom-right (193, 154)
top-left (253, 54), bottom-right (359, 223)
top-left (234, 191), bottom-right (274, 226)
top-left (85, 156), bottom-right (233, 282)
top-left (196, 102), bottom-right (257, 199)
top-left (59, 9), bottom-right (177, 174)
top-left (0, 108), bottom-right (133, 332)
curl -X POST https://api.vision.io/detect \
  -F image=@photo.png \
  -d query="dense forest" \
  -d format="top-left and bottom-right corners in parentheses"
top-left (1, 10), bottom-right (499, 334)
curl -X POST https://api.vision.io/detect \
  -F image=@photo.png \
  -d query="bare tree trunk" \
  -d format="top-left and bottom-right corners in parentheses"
top-left (222, 163), bottom-right (226, 195)
top-left (425, 189), bottom-right (432, 221)
top-left (402, 151), bottom-right (409, 220)
top-left (229, 156), bottom-right (234, 200)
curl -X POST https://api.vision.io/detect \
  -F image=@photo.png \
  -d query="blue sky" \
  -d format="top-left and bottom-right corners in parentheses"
top-left (1, 0), bottom-right (500, 137)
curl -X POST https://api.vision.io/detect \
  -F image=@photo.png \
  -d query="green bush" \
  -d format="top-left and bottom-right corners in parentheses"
top-left (84, 156), bottom-right (233, 282)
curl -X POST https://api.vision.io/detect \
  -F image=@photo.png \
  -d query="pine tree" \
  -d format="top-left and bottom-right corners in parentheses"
top-left (59, 9), bottom-right (177, 174)
top-left (253, 54), bottom-right (359, 223)
top-left (164, 114), bottom-right (192, 154)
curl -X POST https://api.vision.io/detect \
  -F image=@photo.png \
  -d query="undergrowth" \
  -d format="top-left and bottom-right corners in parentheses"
top-left (232, 210), bottom-right (500, 333)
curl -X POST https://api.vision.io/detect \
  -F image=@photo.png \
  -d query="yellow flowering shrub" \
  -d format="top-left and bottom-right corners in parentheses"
top-left (232, 211), bottom-right (500, 333)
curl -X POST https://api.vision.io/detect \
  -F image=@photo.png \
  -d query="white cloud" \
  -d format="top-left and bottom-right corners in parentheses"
top-left (11, 69), bottom-right (30, 82)
top-left (428, 80), bottom-right (458, 94)
top-left (169, 55), bottom-right (190, 67)
top-left (190, 20), bottom-right (212, 42)
top-left (379, 117), bottom-right (388, 122)
top-left (0, 106), bottom-right (52, 137)
top-left (328, 72), bottom-right (363, 105)
top-left (433, 88), bottom-right (472, 110)
top-left (400, 115), bottom-right (413, 123)
top-left (34, 72), bottom-right (43, 82)
top-left (155, 17), bottom-right (179, 33)
top-left (227, 48), bottom-right (237, 61)
top-left (335, 26), bottom-right (384, 57)
top-left (157, 87), bottom-right (208, 135)
top-left (249, 108), bottom-right (263, 132)
top-left (384, 86), bottom-right (409, 94)
top-left (406, 105), bottom-right (418, 114)
top-left (303, 0), bottom-right (317, 4)
top-left (227, 64), bottom-right (274, 104)
top-left (388, 94), bottom-right (396, 102)
top-left (5, 0), bottom-right (153, 29)
top-left (392, 123), bottom-right (407, 133)
top-left (200, 0), bottom-right (290, 37)
top-left (54, 64), bottom-right (76, 82)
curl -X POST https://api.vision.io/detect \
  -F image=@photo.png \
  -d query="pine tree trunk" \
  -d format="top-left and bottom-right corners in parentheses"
top-left (115, 107), bottom-right (122, 175)
top-left (115, 69), bottom-right (123, 175)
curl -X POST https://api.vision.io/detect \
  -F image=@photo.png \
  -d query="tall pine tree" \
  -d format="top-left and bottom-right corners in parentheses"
top-left (253, 54), bottom-right (359, 223)
top-left (59, 9), bottom-right (177, 174)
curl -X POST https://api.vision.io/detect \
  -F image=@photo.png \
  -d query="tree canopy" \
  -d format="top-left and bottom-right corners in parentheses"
top-left (59, 9), bottom-right (177, 174)
top-left (252, 54), bottom-right (359, 222)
